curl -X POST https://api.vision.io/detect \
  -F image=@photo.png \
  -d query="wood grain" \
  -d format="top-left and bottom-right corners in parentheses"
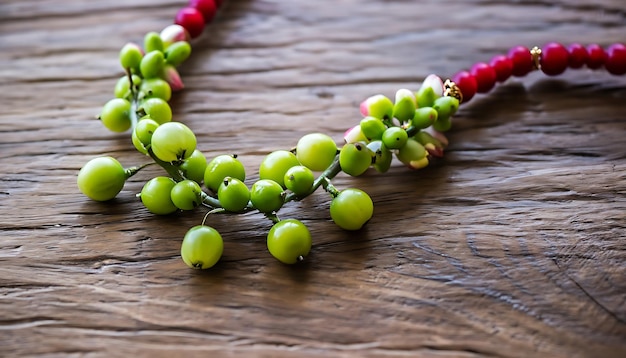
top-left (1, 0), bottom-right (625, 357)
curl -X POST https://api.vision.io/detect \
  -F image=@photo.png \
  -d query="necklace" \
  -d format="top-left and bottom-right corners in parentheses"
top-left (77, 0), bottom-right (626, 269)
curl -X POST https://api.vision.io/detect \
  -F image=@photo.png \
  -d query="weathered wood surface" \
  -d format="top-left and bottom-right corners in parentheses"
top-left (1, 0), bottom-right (625, 356)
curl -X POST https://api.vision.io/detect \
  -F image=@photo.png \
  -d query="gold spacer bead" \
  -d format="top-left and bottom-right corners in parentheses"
top-left (530, 46), bottom-right (542, 70)
top-left (443, 79), bottom-right (463, 103)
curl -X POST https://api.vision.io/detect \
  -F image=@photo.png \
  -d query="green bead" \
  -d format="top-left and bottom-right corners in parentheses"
top-left (114, 74), bottom-right (141, 99)
top-left (141, 97), bottom-right (172, 124)
top-left (180, 150), bottom-right (208, 184)
top-left (77, 156), bottom-right (127, 201)
top-left (204, 154), bottom-right (246, 192)
top-left (170, 179), bottom-right (203, 210)
top-left (339, 142), bottom-right (372, 177)
top-left (217, 177), bottom-right (250, 212)
top-left (140, 50), bottom-right (165, 79)
top-left (382, 126), bottom-right (408, 149)
top-left (415, 85), bottom-right (438, 108)
top-left (144, 31), bottom-right (164, 53)
top-left (267, 219), bottom-right (312, 264)
top-left (432, 117), bottom-right (452, 132)
top-left (283, 165), bottom-right (315, 197)
top-left (367, 140), bottom-right (392, 173)
top-left (360, 116), bottom-right (387, 140)
top-left (392, 89), bottom-right (416, 123)
top-left (165, 41), bottom-right (191, 66)
top-left (134, 118), bottom-right (159, 146)
top-left (433, 96), bottom-right (459, 122)
top-left (140, 78), bottom-right (172, 101)
top-left (259, 150), bottom-right (300, 188)
top-left (181, 225), bottom-right (223, 270)
top-left (119, 43), bottom-right (143, 70)
top-left (250, 179), bottom-right (284, 213)
top-left (330, 188), bottom-right (373, 231)
top-left (100, 98), bottom-right (131, 132)
top-left (363, 94), bottom-right (394, 120)
top-left (412, 107), bottom-right (438, 129)
top-left (396, 138), bottom-right (427, 165)
top-left (140, 176), bottom-right (178, 215)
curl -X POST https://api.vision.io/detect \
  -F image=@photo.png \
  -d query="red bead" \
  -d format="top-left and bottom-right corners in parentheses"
top-left (605, 43), bottom-right (626, 75)
top-left (567, 43), bottom-right (588, 69)
top-left (489, 55), bottom-right (513, 82)
top-left (540, 42), bottom-right (569, 76)
top-left (470, 62), bottom-right (496, 93)
top-left (508, 46), bottom-right (533, 77)
top-left (452, 71), bottom-right (477, 103)
top-left (189, 0), bottom-right (217, 23)
top-left (175, 7), bottom-right (205, 38)
top-left (586, 44), bottom-right (605, 69)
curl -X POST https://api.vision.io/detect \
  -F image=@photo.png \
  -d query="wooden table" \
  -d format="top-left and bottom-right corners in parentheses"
top-left (1, 0), bottom-right (625, 356)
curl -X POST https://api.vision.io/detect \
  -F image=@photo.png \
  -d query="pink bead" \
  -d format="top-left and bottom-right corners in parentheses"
top-left (540, 42), bottom-right (569, 76)
top-left (489, 55), bottom-right (513, 82)
top-left (470, 62), bottom-right (496, 93)
top-left (189, 0), bottom-right (217, 23)
top-left (567, 43), bottom-right (588, 69)
top-left (586, 44), bottom-right (605, 69)
top-left (452, 71), bottom-right (477, 103)
top-left (175, 7), bottom-right (205, 38)
top-left (508, 46), bottom-right (533, 77)
top-left (605, 43), bottom-right (626, 75)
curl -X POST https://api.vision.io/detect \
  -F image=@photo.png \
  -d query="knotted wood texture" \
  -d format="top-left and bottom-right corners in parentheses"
top-left (1, 0), bottom-right (625, 357)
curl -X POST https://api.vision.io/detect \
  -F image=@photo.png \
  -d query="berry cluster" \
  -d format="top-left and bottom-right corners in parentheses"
top-left (77, 0), bottom-right (626, 270)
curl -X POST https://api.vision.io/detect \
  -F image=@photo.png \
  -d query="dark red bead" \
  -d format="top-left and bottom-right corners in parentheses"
top-left (189, 0), bottom-right (217, 23)
top-left (508, 46), bottom-right (533, 77)
top-left (605, 43), bottom-right (626, 75)
top-left (489, 55), bottom-right (513, 82)
top-left (567, 43), bottom-right (588, 69)
top-left (586, 44), bottom-right (606, 69)
top-left (452, 71), bottom-right (477, 103)
top-left (540, 42), bottom-right (569, 76)
top-left (175, 7), bottom-right (205, 38)
top-left (470, 62), bottom-right (497, 93)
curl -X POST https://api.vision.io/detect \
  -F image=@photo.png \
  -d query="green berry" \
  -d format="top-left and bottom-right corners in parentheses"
top-left (432, 96), bottom-right (459, 122)
top-left (140, 176), bottom-right (178, 215)
top-left (77, 156), bottom-right (127, 201)
top-left (359, 116), bottom-right (387, 140)
top-left (412, 107), bottom-right (438, 129)
top-left (416, 85), bottom-right (438, 108)
top-left (134, 117), bottom-right (160, 147)
top-left (217, 177), bottom-right (250, 212)
top-left (114, 74), bottom-right (141, 99)
top-left (144, 31), bottom-right (164, 53)
top-left (119, 42), bottom-right (143, 70)
top-left (367, 140), bottom-right (392, 173)
top-left (259, 150), bottom-right (300, 188)
top-left (100, 98), bottom-right (132, 132)
top-left (396, 138), bottom-right (427, 167)
top-left (204, 154), bottom-right (246, 192)
top-left (140, 78), bottom-right (172, 101)
top-left (392, 89), bottom-right (416, 123)
top-left (339, 142), bottom-right (372, 177)
top-left (362, 94), bottom-right (394, 120)
top-left (170, 179), bottom-right (203, 210)
top-left (180, 149), bottom-right (208, 184)
top-left (250, 179), bottom-right (284, 213)
top-left (283, 165), bottom-right (314, 197)
top-left (141, 97), bottom-right (172, 124)
top-left (150, 122), bottom-right (197, 162)
top-left (381, 126), bottom-right (408, 149)
top-left (330, 188), bottom-right (373, 231)
top-left (165, 41), bottom-right (191, 66)
top-left (296, 133), bottom-right (337, 171)
top-left (132, 130), bottom-right (148, 155)
top-left (140, 50), bottom-right (165, 79)
top-left (181, 225), bottom-right (223, 269)
top-left (267, 219), bottom-right (312, 264)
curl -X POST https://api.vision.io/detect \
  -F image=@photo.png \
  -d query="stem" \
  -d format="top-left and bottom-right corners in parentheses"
top-left (264, 212), bottom-right (281, 224)
top-left (200, 191), bottom-right (221, 209)
top-left (321, 177), bottom-right (340, 198)
top-left (127, 68), bottom-right (139, 130)
top-left (283, 155), bottom-right (342, 203)
top-left (147, 148), bottom-right (186, 182)
top-left (124, 162), bottom-right (156, 179)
